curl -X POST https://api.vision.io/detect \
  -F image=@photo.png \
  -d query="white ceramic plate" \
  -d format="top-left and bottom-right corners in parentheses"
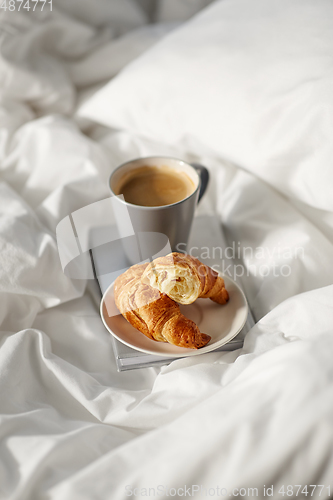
top-left (100, 275), bottom-right (248, 358)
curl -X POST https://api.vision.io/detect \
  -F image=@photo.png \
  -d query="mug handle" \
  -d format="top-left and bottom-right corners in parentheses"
top-left (191, 163), bottom-right (210, 202)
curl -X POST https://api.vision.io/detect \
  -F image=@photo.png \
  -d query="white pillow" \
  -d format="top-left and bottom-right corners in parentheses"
top-left (155, 0), bottom-right (214, 22)
top-left (79, 0), bottom-right (333, 212)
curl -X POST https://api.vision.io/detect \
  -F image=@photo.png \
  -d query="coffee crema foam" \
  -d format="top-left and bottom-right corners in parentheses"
top-left (116, 165), bottom-right (195, 207)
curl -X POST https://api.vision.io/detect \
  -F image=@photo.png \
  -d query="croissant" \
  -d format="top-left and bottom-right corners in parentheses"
top-left (113, 263), bottom-right (211, 349)
top-left (141, 252), bottom-right (229, 305)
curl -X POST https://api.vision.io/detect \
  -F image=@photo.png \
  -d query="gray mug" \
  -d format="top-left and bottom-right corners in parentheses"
top-left (109, 156), bottom-right (209, 264)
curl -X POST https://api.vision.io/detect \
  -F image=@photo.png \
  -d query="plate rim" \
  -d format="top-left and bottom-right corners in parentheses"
top-left (100, 274), bottom-right (248, 358)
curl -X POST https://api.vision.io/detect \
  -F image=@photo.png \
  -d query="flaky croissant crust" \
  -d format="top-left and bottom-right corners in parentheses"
top-left (141, 252), bottom-right (229, 305)
top-left (114, 263), bottom-right (211, 349)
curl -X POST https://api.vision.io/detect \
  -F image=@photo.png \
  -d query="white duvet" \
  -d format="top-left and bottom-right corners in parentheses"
top-left (1, 1), bottom-right (333, 499)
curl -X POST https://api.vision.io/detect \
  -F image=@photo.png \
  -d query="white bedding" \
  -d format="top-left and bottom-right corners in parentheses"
top-left (1, 2), bottom-right (333, 499)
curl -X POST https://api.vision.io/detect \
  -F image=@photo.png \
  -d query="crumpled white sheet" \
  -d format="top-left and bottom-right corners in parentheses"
top-left (1, 2), bottom-right (333, 500)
